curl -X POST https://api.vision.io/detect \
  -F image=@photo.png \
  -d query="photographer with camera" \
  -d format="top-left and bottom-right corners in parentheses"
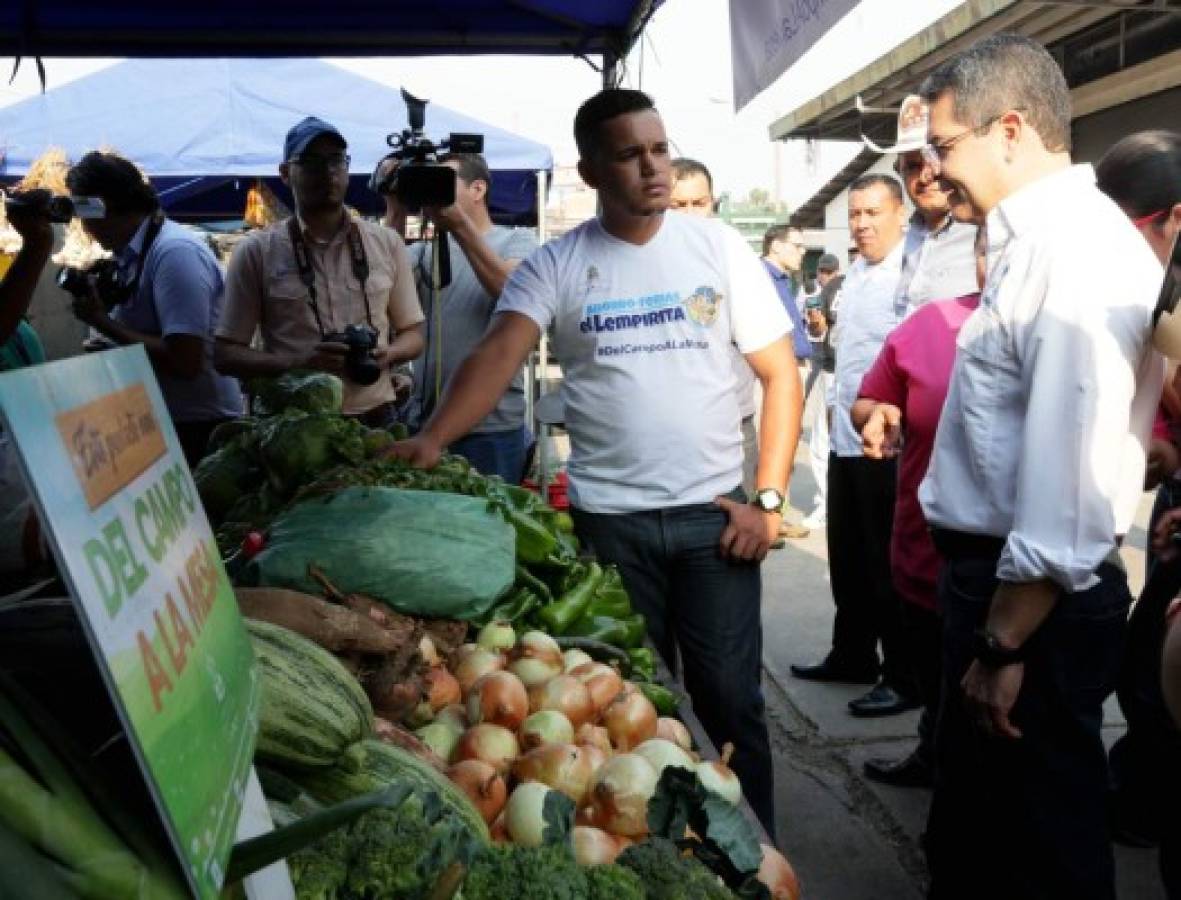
top-left (216, 117), bottom-right (424, 427)
top-left (63, 152), bottom-right (244, 466)
top-left (407, 152), bottom-right (537, 483)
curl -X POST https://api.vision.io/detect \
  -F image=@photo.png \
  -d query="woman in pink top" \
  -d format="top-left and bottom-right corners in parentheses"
top-left (848, 226), bottom-right (986, 787)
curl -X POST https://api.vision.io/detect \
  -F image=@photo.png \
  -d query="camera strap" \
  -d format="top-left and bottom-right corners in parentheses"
top-left (286, 216), bottom-right (375, 339)
top-left (121, 210), bottom-right (166, 304)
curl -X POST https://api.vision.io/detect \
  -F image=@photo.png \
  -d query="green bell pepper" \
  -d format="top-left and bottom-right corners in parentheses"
top-left (637, 681), bottom-right (681, 717)
top-left (481, 587), bottom-right (541, 625)
top-left (537, 562), bottom-right (604, 634)
top-left (626, 648), bottom-right (656, 682)
top-left (619, 613), bottom-right (647, 649)
top-left (564, 614), bottom-right (631, 647)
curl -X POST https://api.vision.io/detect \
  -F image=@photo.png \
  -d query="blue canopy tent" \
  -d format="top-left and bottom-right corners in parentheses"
top-left (0, 58), bottom-right (554, 224)
top-left (0, 3), bottom-right (659, 66)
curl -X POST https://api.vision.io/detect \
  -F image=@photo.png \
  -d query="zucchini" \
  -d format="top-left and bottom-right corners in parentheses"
top-left (295, 739), bottom-right (490, 844)
top-left (247, 620), bottom-right (373, 770)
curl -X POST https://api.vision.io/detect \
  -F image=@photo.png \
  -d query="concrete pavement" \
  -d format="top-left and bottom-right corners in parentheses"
top-left (757, 422), bottom-right (1167, 899)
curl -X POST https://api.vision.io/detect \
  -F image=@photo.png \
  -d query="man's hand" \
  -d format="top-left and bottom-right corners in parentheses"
top-left (805, 307), bottom-right (826, 338)
top-left (71, 282), bottom-right (111, 328)
top-left (423, 201), bottom-right (471, 234)
top-left (300, 341), bottom-right (350, 376)
top-left (861, 402), bottom-right (903, 459)
top-left (6, 190), bottom-right (54, 250)
top-left (962, 659), bottom-right (1024, 740)
top-left (1153, 508), bottom-right (1181, 562)
top-left (1146, 438), bottom-right (1180, 490)
top-left (380, 434), bottom-right (443, 470)
top-left (715, 495), bottom-right (778, 563)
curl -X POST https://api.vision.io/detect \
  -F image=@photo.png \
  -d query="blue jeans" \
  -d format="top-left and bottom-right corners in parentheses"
top-left (571, 489), bottom-right (776, 838)
top-left (448, 426), bottom-right (529, 484)
top-left (927, 553), bottom-right (1129, 900)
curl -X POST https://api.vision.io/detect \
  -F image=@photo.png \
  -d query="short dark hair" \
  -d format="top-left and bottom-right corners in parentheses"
top-left (848, 173), bottom-right (904, 206)
top-left (574, 89), bottom-right (656, 159)
top-left (762, 223), bottom-right (800, 256)
top-left (671, 158), bottom-right (713, 191)
top-left (1096, 130), bottom-right (1181, 220)
top-left (441, 152), bottom-right (493, 206)
top-left (66, 151), bottom-right (158, 216)
top-left (919, 33), bottom-right (1071, 153)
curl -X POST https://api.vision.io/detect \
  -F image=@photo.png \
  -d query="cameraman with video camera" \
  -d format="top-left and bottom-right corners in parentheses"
top-left (405, 152), bottom-right (537, 482)
top-left (63, 151), bottom-right (244, 466)
top-left (216, 117), bottom-right (425, 427)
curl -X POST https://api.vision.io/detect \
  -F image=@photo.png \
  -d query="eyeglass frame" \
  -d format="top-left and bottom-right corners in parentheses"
top-left (921, 108), bottom-right (1024, 172)
top-left (289, 152), bottom-right (352, 172)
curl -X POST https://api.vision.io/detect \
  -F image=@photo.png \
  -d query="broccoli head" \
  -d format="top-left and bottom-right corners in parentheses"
top-left (287, 823), bottom-right (350, 900)
top-left (586, 863), bottom-right (645, 900)
top-left (462, 844), bottom-right (589, 900)
top-left (258, 412), bottom-right (367, 496)
top-left (616, 838), bottom-right (736, 900)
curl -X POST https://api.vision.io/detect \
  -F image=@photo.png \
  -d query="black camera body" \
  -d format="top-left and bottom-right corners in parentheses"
top-left (324, 323), bottom-right (382, 386)
top-left (376, 89), bottom-right (484, 211)
top-left (5, 191), bottom-right (106, 224)
top-left (57, 259), bottom-right (130, 310)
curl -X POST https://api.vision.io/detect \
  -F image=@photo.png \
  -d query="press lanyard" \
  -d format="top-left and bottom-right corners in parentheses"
top-left (286, 216), bottom-right (374, 338)
top-left (122, 211), bottom-right (166, 303)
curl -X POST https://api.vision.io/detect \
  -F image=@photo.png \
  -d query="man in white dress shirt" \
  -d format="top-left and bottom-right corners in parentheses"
top-left (916, 34), bottom-right (1164, 900)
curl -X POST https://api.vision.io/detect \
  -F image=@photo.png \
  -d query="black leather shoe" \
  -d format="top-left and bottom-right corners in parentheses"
top-left (863, 751), bottom-right (933, 788)
top-left (789, 657), bottom-right (879, 685)
top-left (848, 681), bottom-right (921, 717)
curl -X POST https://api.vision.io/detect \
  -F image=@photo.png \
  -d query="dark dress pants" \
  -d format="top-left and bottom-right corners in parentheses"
top-left (926, 553), bottom-right (1129, 900)
top-left (826, 454), bottom-right (913, 688)
top-left (571, 490), bottom-right (776, 839)
top-left (903, 602), bottom-right (942, 765)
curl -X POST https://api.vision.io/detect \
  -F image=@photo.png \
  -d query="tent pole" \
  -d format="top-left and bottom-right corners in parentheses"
top-left (534, 167), bottom-right (551, 493)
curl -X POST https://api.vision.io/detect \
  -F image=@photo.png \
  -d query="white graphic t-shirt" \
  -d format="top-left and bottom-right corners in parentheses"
top-left (497, 213), bottom-right (791, 513)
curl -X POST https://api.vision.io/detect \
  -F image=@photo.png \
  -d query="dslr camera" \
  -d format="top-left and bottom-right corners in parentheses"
top-left (57, 258), bottom-right (129, 310)
top-left (372, 89), bottom-right (484, 211)
top-left (324, 323), bottom-right (382, 386)
top-left (4, 190), bottom-right (105, 224)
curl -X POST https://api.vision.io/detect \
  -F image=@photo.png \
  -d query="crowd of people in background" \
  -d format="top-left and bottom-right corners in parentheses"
top-left (1, 27), bottom-right (1181, 900)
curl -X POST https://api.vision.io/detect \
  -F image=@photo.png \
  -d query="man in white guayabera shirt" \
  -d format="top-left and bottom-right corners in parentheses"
top-left (916, 34), bottom-right (1164, 900)
top-left (388, 88), bottom-right (802, 838)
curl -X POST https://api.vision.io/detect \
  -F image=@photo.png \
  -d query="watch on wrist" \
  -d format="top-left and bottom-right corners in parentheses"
top-left (972, 628), bottom-right (1025, 668)
top-left (751, 488), bottom-right (785, 514)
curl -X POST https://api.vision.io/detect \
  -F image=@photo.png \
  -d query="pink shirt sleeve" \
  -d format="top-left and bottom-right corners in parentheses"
top-left (858, 330), bottom-right (907, 410)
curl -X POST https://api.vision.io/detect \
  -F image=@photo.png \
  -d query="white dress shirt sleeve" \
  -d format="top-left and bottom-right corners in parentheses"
top-left (998, 245), bottom-right (1146, 591)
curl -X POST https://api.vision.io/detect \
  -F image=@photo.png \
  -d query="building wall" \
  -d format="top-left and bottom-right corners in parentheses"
top-left (1072, 86), bottom-right (1181, 165)
top-left (821, 156), bottom-right (913, 264)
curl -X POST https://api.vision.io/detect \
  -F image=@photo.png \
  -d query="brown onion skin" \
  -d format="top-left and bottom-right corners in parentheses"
top-left (426, 666), bottom-right (462, 711)
top-left (655, 716), bottom-right (693, 751)
top-left (527, 674), bottom-right (595, 729)
top-left (467, 670), bottom-right (529, 731)
top-left (447, 759), bottom-right (508, 825)
top-left (570, 662), bottom-right (625, 714)
top-left (511, 743), bottom-right (595, 805)
top-left (602, 691), bottom-right (658, 751)
top-left (452, 723), bottom-right (520, 774)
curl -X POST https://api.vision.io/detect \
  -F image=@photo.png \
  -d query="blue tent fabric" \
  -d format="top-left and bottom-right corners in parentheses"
top-left (0, 59), bottom-right (553, 222)
top-left (0, 2), bottom-right (660, 59)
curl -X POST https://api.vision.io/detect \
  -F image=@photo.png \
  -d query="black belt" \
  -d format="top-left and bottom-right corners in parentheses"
top-left (930, 528), bottom-right (1005, 561)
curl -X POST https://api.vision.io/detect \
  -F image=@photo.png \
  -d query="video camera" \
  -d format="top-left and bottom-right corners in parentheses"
top-left (372, 89), bottom-right (484, 211)
top-left (57, 259), bottom-right (129, 310)
top-left (4, 190), bottom-right (105, 224)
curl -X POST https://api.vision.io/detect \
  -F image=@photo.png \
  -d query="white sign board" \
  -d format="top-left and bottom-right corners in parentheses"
top-left (729, 0), bottom-right (862, 111)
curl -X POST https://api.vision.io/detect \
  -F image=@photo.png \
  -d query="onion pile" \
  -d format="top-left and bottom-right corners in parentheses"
top-left (433, 628), bottom-right (763, 867)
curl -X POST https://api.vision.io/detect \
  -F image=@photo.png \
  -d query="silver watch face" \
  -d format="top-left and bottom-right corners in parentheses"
top-left (757, 489), bottom-right (781, 510)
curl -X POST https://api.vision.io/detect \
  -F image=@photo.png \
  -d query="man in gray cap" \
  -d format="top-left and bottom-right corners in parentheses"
top-left (216, 116), bottom-right (425, 426)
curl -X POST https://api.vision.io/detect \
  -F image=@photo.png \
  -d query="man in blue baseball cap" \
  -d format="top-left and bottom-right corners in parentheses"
top-left (216, 116), bottom-right (425, 426)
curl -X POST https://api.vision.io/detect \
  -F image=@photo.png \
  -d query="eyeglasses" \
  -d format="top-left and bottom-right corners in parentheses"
top-left (921, 110), bottom-right (1015, 172)
top-left (1132, 209), bottom-right (1167, 229)
top-left (292, 153), bottom-right (351, 172)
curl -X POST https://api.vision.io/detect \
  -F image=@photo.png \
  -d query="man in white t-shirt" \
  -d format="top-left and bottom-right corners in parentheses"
top-left (390, 88), bottom-right (803, 837)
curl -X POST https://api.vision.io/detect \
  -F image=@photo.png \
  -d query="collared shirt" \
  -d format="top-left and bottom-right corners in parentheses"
top-left (219, 213), bottom-right (424, 415)
top-left (895, 212), bottom-right (979, 315)
top-left (112, 216), bottom-right (244, 422)
top-left (831, 240), bottom-right (905, 457)
top-left (918, 164), bottom-right (1165, 592)
top-left (761, 259), bottom-right (812, 360)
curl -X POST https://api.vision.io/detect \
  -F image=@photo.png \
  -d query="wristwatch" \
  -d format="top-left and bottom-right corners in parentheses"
top-left (972, 628), bottom-right (1025, 668)
top-left (751, 488), bottom-right (785, 514)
